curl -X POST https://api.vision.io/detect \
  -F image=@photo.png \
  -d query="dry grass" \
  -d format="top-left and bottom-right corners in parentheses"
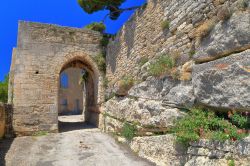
top-left (213, 0), bottom-right (226, 6)
top-left (195, 17), bottom-right (218, 38)
top-left (217, 7), bottom-right (231, 21)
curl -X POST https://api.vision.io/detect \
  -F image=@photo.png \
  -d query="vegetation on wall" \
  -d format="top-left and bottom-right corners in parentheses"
top-left (217, 7), bottom-right (231, 21)
top-left (139, 57), bottom-right (149, 67)
top-left (85, 22), bottom-right (106, 33)
top-left (238, 0), bottom-right (248, 10)
top-left (121, 122), bottom-right (137, 140)
top-left (94, 53), bottom-right (106, 73)
top-left (0, 75), bottom-right (9, 103)
top-left (195, 18), bottom-right (217, 38)
top-left (148, 54), bottom-right (176, 77)
top-left (172, 108), bottom-right (249, 145)
top-left (117, 75), bottom-right (135, 95)
top-left (161, 20), bottom-right (170, 30)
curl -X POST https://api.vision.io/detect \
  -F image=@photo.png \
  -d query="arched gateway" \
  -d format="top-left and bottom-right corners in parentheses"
top-left (8, 21), bottom-right (104, 136)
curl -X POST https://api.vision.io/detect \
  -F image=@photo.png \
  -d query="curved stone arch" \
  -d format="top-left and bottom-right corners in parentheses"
top-left (54, 51), bottom-right (102, 125)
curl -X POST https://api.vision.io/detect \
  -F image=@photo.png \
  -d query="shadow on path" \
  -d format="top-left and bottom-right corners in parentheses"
top-left (58, 121), bottom-right (96, 133)
top-left (0, 138), bottom-right (14, 166)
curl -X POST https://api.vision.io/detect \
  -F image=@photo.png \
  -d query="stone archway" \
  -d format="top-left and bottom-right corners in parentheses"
top-left (57, 56), bottom-right (100, 125)
top-left (9, 21), bottom-right (103, 136)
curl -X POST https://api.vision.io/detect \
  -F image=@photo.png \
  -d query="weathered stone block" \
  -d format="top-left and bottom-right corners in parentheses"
top-left (193, 50), bottom-right (250, 111)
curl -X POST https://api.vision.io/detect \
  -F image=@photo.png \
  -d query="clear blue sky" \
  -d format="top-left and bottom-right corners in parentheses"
top-left (0, 0), bottom-right (146, 81)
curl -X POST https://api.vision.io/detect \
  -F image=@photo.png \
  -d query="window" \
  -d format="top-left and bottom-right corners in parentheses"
top-left (60, 72), bottom-right (68, 88)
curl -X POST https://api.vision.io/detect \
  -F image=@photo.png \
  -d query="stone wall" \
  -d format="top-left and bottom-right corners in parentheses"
top-left (0, 103), bottom-right (13, 139)
top-left (128, 135), bottom-right (250, 166)
top-left (102, 0), bottom-right (250, 165)
top-left (10, 21), bottom-right (104, 135)
top-left (106, 0), bottom-right (250, 85)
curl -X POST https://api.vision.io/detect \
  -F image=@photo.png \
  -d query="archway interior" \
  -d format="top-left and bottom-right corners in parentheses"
top-left (58, 59), bottom-right (98, 132)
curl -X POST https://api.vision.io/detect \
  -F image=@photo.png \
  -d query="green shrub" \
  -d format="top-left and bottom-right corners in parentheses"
top-left (118, 75), bottom-right (134, 91)
top-left (189, 50), bottom-right (196, 59)
top-left (94, 53), bottom-right (106, 72)
top-left (0, 75), bottom-right (9, 103)
top-left (228, 159), bottom-right (235, 166)
top-left (121, 122), bottom-right (137, 140)
top-left (148, 55), bottom-right (175, 77)
top-left (230, 113), bottom-right (248, 128)
top-left (103, 77), bottom-right (109, 88)
top-left (85, 22), bottom-right (106, 33)
top-left (238, 0), bottom-right (248, 10)
top-left (32, 131), bottom-right (48, 137)
top-left (139, 57), bottom-right (149, 67)
top-left (161, 20), bottom-right (170, 30)
top-left (172, 108), bottom-right (247, 145)
top-left (101, 34), bottom-right (114, 47)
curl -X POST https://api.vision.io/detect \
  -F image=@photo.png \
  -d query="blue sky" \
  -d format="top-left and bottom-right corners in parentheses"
top-left (0, 0), bottom-right (146, 81)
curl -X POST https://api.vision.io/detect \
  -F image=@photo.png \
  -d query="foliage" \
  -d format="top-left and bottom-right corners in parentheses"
top-left (148, 55), bottom-right (175, 77)
top-left (0, 75), bottom-right (9, 103)
top-left (172, 108), bottom-right (247, 145)
top-left (189, 50), bottom-right (196, 59)
top-left (103, 77), bottom-right (109, 88)
top-left (238, 0), bottom-right (248, 10)
top-left (121, 122), bottom-right (137, 140)
top-left (94, 53), bottom-right (106, 72)
top-left (85, 22), bottom-right (106, 33)
top-left (79, 71), bottom-right (89, 85)
top-left (228, 158), bottom-right (235, 166)
top-left (161, 20), bottom-right (170, 30)
top-left (139, 57), bottom-right (149, 67)
top-left (229, 112), bottom-right (248, 128)
top-left (118, 75), bottom-right (134, 91)
top-left (32, 131), bottom-right (48, 137)
top-left (78, 0), bottom-right (129, 20)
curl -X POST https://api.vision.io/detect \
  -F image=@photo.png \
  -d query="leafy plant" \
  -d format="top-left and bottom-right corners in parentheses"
top-left (189, 50), bottom-right (196, 59)
top-left (85, 22), bottom-right (106, 33)
top-left (230, 113), bottom-right (248, 128)
top-left (0, 75), bottom-right (9, 103)
top-left (238, 0), bottom-right (248, 10)
top-left (139, 57), bottom-right (149, 67)
top-left (121, 122), bottom-right (137, 140)
top-left (228, 158), bottom-right (235, 166)
top-left (161, 20), bottom-right (170, 30)
top-left (172, 108), bottom-right (247, 145)
top-left (103, 77), bottom-right (109, 88)
top-left (94, 53), bottom-right (106, 72)
top-left (32, 131), bottom-right (48, 137)
top-left (117, 75), bottom-right (135, 95)
top-left (148, 55), bottom-right (175, 77)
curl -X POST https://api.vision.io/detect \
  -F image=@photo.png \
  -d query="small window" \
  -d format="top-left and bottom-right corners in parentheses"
top-left (60, 72), bottom-right (68, 88)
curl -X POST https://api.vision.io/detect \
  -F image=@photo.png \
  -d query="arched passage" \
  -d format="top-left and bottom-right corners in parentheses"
top-left (57, 56), bottom-right (101, 129)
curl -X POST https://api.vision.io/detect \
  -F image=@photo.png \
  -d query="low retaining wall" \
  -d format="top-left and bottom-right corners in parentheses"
top-left (0, 103), bottom-right (13, 139)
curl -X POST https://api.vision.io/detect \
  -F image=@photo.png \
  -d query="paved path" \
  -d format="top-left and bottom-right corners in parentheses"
top-left (3, 116), bottom-right (153, 166)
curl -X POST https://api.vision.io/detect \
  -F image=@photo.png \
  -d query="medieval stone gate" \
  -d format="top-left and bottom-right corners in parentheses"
top-left (8, 21), bottom-right (104, 136)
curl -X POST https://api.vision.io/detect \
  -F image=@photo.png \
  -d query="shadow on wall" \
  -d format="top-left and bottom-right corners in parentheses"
top-left (107, 34), bottom-right (122, 73)
top-left (0, 138), bottom-right (14, 166)
top-left (124, 17), bottom-right (136, 58)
